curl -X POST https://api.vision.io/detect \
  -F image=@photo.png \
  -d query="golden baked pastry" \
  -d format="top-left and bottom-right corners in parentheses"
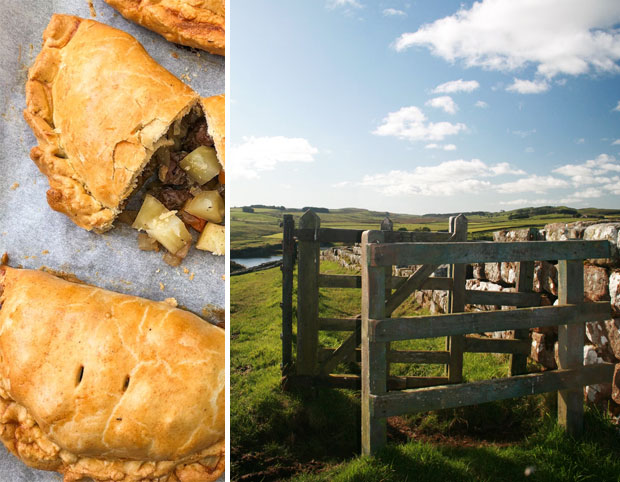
top-left (104, 0), bottom-right (225, 56)
top-left (24, 14), bottom-right (225, 234)
top-left (0, 266), bottom-right (224, 481)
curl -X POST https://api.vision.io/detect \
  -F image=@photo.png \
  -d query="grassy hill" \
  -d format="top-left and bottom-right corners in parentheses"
top-left (231, 261), bottom-right (620, 481)
top-left (231, 205), bottom-right (618, 254)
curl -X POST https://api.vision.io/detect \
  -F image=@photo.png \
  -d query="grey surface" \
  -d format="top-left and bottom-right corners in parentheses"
top-left (0, 0), bottom-right (224, 479)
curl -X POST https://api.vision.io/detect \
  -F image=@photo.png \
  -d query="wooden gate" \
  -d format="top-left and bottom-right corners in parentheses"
top-left (360, 232), bottom-right (615, 455)
top-left (281, 211), bottom-right (472, 390)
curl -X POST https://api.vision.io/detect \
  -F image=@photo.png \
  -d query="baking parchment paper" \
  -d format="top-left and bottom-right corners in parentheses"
top-left (0, 0), bottom-right (224, 480)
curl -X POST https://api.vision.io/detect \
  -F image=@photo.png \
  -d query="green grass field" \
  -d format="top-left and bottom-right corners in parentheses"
top-left (231, 261), bottom-right (620, 481)
top-left (231, 205), bottom-right (618, 252)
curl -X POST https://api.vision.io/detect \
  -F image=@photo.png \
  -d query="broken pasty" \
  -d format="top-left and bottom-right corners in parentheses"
top-left (104, 0), bottom-right (225, 56)
top-left (24, 14), bottom-right (224, 234)
top-left (0, 266), bottom-right (224, 481)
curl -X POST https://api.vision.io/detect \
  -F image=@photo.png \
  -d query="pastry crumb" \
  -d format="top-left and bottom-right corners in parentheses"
top-left (10, 182), bottom-right (19, 190)
top-left (86, 0), bottom-right (97, 17)
top-left (171, 52), bottom-right (179, 59)
top-left (159, 282), bottom-right (165, 291)
top-left (156, 268), bottom-right (160, 273)
top-left (41, 250), bottom-right (49, 255)
top-left (221, 275), bottom-right (225, 280)
top-left (183, 267), bottom-right (189, 274)
top-left (189, 272), bottom-right (195, 281)
top-left (163, 297), bottom-right (178, 307)
top-left (1, 253), bottom-right (8, 265)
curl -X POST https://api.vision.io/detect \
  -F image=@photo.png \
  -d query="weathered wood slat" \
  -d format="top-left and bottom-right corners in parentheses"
top-left (370, 302), bottom-right (610, 342)
top-left (295, 228), bottom-right (365, 243)
top-left (295, 228), bottom-right (453, 244)
top-left (319, 274), bottom-right (452, 291)
top-left (464, 336), bottom-right (531, 355)
top-left (385, 264), bottom-right (440, 315)
top-left (319, 274), bottom-right (362, 288)
top-left (320, 328), bottom-right (360, 374)
top-left (287, 374), bottom-right (452, 390)
top-left (387, 376), bottom-right (450, 390)
top-left (511, 261), bottom-right (535, 375)
top-left (369, 240), bottom-right (611, 267)
top-left (464, 290), bottom-right (541, 307)
top-left (371, 363), bottom-right (616, 418)
top-left (447, 215), bottom-right (467, 384)
top-left (384, 231), bottom-right (453, 243)
top-left (281, 215), bottom-right (295, 378)
top-left (557, 259), bottom-right (585, 436)
top-left (361, 230), bottom-right (387, 456)
top-left (319, 317), bottom-right (359, 331)
top-left (388, 349), bottom-right (451, 364)
top-left (296, 211), bottom-right (321, 376)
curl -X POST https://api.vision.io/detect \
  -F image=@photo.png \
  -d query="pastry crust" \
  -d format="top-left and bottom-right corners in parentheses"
top-left (104, 0), bottom-right (225, 56)
top-left (0, 266), bottom-right (224, 481)
top-left (201, 95), bottom-right (225, 168)
top-left (24, 14), bottom-right (201, 233)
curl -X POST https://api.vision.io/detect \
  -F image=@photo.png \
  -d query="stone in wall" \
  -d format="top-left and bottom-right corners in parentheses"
top-left (584, 264), bottom-right (610, 302)
top-left (493, 227), bottom-right (542, 242)
top-left (605, 318), bottom-right (620, 360)
top-left (465, 279), bottom-right (504, 311)
top-left (472, 263), bottom-right (486, 280)
top-left (484, 262), bottom-right (502, 284)
top-left (530, 332), bottom-right (557, 369)
top-left (430, 290), bottom-right (448, 314)
top-left (533, 261), bottom-right (558, 296)
top-left (585, 321), bottom-right (615, 361)
top-left (610, 270), bottom-right (620, 316)
top-left (613, 365), bottom-right (620, 405)
top-left (583, 223), bottom-right (620, 267)
top-left (544, 221), bottom-right (600, 240)
top-left (583, 345), bottom-right (612, 405)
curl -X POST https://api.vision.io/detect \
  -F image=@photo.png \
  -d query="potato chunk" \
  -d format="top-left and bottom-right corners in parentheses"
top-left (179, 146), bottom-right (221, 185)
top-left (196, 223), bottom-right (224, 255)
top-left (184, 190), bottom-right (224, 223)
top-left (133, 194), bottom-right (191, 254)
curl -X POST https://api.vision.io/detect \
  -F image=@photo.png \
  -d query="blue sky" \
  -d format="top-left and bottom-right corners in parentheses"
top-left (230, 0), bottom-right (620, 214)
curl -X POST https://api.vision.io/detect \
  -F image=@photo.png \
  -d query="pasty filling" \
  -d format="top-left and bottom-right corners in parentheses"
top-left (132, 105), bottom-right (225, 264)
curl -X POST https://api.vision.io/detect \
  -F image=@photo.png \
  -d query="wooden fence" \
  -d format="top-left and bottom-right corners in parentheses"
top-left (282, 211), bottom-right (478, 389)
top-left (360, 231), bottom-right (615, 455)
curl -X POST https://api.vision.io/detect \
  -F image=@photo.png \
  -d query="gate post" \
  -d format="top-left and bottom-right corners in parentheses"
top-left (511, 260), bottom-right (534, 375)
top-left (361, 230), bottom-right (387, 455)
top-left (447, 214), bottom-right (467, 383)
top-left (381, 217), bottom-right (393, 380)
top-left (281, 214), bottom-right (295, 381)
top-left (297, 210), bottom-right (321, 376)
top-left (557, 259), bottom-right (585, 435)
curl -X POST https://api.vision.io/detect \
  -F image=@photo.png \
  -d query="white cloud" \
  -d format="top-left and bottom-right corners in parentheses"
top-left (383, 8), bottom-right (406, 17)
top-left (475, 100), bottom-right (488, 108)
top-left (572, 187), bottom-right (603, 199)
top-left (231, 136), bottom-right (318, 179)
top-left (432, 79), bottom-right (479, 94)
top-left (373, 106), bottom-right (466, 142)
top-left (360, 158), bottom-right (523, 197)
top-left (506, 78), bottom-right (550, 94)
top-left (425, 143), bottom-right (457, 151)
top-left (552, 154), bottom-right (620, 189)
top-left (393, 0), bottom-right (620, 80)
top-left (511, 129), bottom-right (536, 138)
top-left (327, 0), bottom-right (362, 8)
top-left (612, 139), bottom-right (620, 145)
top-left (500, 198), bottom-right (555, 206)
top-left (496, 175), bottom-right (570, 193)
top-left (425, 96), bottom-right (458, 114)
top-left (332, 181), bottom-right (352, 188)
top-left (614, 101), bottom-right (620, 112)
top-left (575, 138), bottom-right (585, 144)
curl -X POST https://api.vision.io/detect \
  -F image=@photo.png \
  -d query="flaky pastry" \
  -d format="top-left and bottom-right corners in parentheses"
top-left (0, 266), bottom-right (224, 481)
top-left (104, 0), bottom-right (225, 56)
top-left (24, 14), bottom-right (225, 233)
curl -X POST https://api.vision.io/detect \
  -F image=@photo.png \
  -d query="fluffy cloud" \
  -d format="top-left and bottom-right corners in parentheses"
top-left (360, 158), bottom-right (523, 196)
top-left (496, 175), bottom-right (570, 193)
top-left (394, 0), bottom-right (620, 79)
top-left (327, 0), bottom-right (362, 8)
top-left (432, 79), bottom-right (480, 94)
top-left (553, 154), bottom-right (620, 189)
top-left (425, 143), bottom-right (457, 151)
top-left (373, 106), bottom-right (466, 141)
top-left (511, 129), bottom-right (536, 138)
top-left (506, 78), bottom-right (550, 94)
top-left (614, 101), bottom-right (620, 112)
top-left (231, 136), bottom-right (318, 179)
top-left (475, 100), bottom-right (488, 108)
top-left (425, 96), bottom-right (458, 114)
top-left (500, 198), bottom-right (556, 206)
top-left (612, 139), bottom-right (620, 145)
top-left (383, 8), bottom-right (406, 17)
